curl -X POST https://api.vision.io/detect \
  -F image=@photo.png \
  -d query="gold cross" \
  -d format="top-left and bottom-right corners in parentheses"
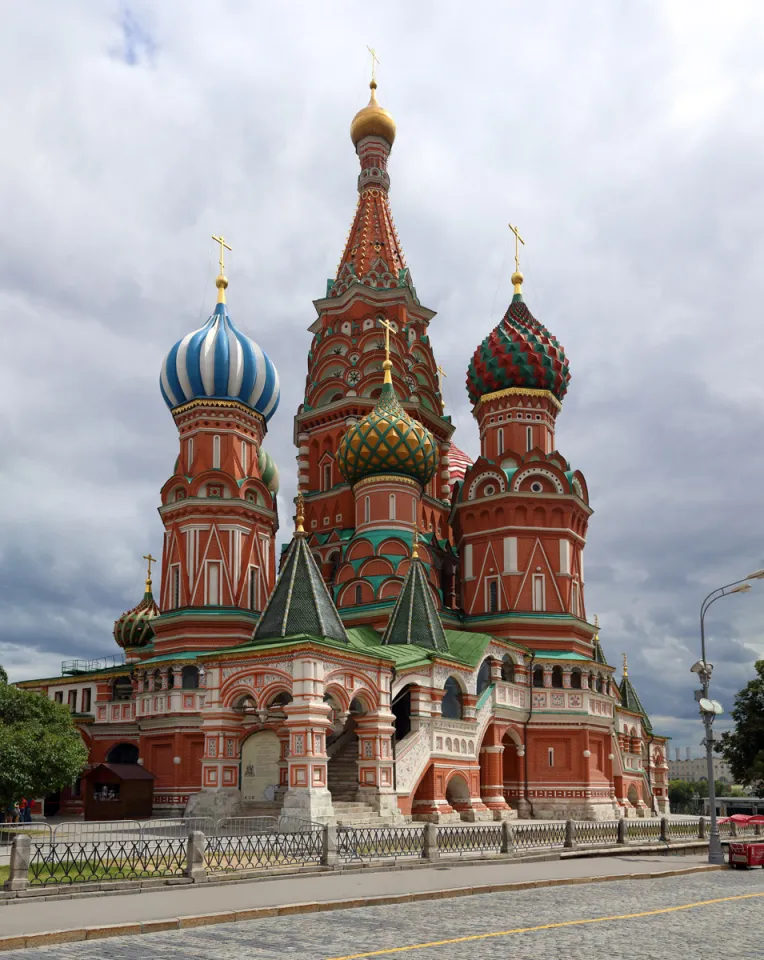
top-left (378, 317), bottom-right (394, 365)
top-left (436, 365), bottom-right (447, 409)
top-left (367, 46), bottom-right (380, 83)
top-left (143, 553), bottom-right (157, 588)
top-left (508, 223), bottom-right (525, 273)
top-left (212, 234), bottom-right (232, 274)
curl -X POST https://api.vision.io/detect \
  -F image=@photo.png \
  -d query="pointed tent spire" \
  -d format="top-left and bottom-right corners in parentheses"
top-left (592, 614), bottom-right (609, 665)
top-left (253, 501), bottom-right (348, 643)
top-left (381, 532), bottom-right (447, 652)
top-left (619, 655), bottom-right (653, 734)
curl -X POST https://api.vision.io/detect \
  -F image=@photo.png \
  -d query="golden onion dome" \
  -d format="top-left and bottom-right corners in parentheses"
top-left (336, 361), bottom-right (437, 486)
top-left (350, 80), bottom-right (396, 146)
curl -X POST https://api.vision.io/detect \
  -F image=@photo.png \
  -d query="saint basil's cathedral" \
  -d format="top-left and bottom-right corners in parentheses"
top-left (21, 79), bottom-right (669, 823)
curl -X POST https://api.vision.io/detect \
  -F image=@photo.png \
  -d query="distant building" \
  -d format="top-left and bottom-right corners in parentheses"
top-left (668, 749), bottom-right (733, 785)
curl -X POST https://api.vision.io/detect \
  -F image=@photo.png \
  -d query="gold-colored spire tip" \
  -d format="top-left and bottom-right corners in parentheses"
top-left (622, 652), bottom-right (629, 677)
top-left (295, 492), bottom-right (305, 535)
top-left (511, 270), bottom-right (524, 293)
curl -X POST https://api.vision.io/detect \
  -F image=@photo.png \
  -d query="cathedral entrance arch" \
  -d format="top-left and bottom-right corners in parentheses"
top-left (391, 685), bottom-right (413, 741)
top-left (106, 742), bottom-right (138, 764)
top-left (241, 730), bottom-right (281, 804)
top-left (502, 731), bottom-right (523, 810)
top-left (327, 697), bottom-right (366, 802)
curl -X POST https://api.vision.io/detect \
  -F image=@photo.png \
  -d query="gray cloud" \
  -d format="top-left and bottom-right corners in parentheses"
top-left (2, 0), bottom-right (764, 753)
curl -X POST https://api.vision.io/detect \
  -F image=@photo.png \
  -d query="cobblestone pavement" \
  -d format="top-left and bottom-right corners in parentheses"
top-left (4, 870), bottom-right (763, 959)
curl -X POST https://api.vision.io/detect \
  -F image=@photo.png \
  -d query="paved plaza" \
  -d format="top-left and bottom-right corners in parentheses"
top-left (2, 866), bottom-right (762, 958)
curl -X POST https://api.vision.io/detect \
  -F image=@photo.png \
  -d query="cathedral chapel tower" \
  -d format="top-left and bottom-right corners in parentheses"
top-left (294, 79), bottom-right (456, 617)
top-left (453, 250), bottom-right (593, 656)
top-left (151, 240), bottom-right (282, 653)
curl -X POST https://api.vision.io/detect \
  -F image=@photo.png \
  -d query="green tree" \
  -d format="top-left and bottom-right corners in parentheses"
top-left (0, 664), bottom-right (7, 685)
top-left (718, 659), bottom-right (764, 797)
top-left (0, 675), bottom-right (88, 808)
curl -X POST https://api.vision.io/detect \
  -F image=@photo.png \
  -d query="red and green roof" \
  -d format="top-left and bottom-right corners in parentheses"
top-left (466, 293), bottom-right (570, 404)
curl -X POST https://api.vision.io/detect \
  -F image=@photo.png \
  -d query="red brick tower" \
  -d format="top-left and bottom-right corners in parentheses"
top-left (295, 80), bottom-right (455, 615)
top-left (453, 250), bottom-right (593, 655)
top-left (152, 243), bottom-right (282, 654)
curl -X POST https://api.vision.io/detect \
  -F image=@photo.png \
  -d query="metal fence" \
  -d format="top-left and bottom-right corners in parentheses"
top-left (437, 823), bottom-right (503, 856)
top-left (626, 820), bottom-right (662, 843)
top-left (28, 838), bottom-right (187, 886)
top-left (207, 828), bottom-right (323, 872)
top-left (339, 825), bottom-right (426, 862)
top-left (512, 821), bottom-right (567, 850)
top-left (573, 820), bottom-right (620, 846)
top-left (666, 819), bottom-right (701, 840)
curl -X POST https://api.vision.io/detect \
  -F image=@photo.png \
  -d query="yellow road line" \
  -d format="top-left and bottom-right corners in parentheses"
top-left (327, 892), bottom-right (764, 960)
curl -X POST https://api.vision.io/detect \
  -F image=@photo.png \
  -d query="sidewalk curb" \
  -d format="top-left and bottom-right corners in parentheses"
top-left (0, 863), bottom-right (724, 952)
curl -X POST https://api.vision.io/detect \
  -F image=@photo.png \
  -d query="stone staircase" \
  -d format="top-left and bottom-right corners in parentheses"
top-left (327, 731), bottom-right (399, 826)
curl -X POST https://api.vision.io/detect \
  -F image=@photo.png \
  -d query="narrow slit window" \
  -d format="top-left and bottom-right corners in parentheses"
top-left (212, 435), bottom-right (221, 469)
top-left (526, 426), bottom-right (533, 451)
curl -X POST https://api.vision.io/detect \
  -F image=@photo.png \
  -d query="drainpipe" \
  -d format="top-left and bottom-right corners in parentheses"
top-left (522, 655), bottom-right (536, 818)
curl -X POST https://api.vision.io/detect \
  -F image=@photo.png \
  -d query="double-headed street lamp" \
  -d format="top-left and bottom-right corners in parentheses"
top-left (691, 569), bottom-right (764, 864)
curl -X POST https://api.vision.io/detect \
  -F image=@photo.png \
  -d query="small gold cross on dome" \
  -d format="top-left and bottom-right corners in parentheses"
top-left (367, 45), bottom-right (380, 83)
top-left (143, 553), bottom-right (157, 587)
top-left (212, 234), bottom-right (232, 274)
top-left (508, 223), bottom-right (525, 273)
top-left (378, 317), bottom-right (394, 364)
top-left (436, 365), bottom-right (447, 408)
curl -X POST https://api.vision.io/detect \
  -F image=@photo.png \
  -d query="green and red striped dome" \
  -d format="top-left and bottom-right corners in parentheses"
top-left (466, 293), bottom-right (570, 404)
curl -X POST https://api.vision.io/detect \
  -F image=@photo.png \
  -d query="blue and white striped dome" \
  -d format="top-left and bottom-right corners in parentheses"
top-left (160, 301), bottom-right (280, 421)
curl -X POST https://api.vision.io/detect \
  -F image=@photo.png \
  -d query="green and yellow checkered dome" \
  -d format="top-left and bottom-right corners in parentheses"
top-left (337, 361), bottom-right (438, 487)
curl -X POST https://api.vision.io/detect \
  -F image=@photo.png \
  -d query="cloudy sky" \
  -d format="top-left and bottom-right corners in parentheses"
top-left (2, 0), bottom-right (763, 752)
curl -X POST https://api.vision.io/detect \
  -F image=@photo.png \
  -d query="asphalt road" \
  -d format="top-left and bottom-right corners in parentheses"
top-left (3, 868), bottom-right (762, 959)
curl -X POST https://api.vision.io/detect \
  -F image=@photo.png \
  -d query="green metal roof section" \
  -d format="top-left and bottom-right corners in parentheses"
top-left (619, 671), bottom-right (653, 734)
top-left (532, 650), bottom-right (590, 661)
top-left (381, 558), bottom-right (448, 652)
top-left (254, 534), bottom-right (349, 644)
top-left (443, 629), bottom-right (493, 668)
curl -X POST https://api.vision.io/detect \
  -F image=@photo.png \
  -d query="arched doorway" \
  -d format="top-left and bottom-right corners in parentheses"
top-left (445, 773), bottom-right (470, 819)
top-left (391, 685), bottom-right (413, 741)
top-left (502, 732), bottom-right (522, 810)
top-left (327, 697), bottom-right (366, 802)
top-left (241, 730), bottom-right (281, 804)
top-left (106, 742), bottom-right (139, 764)
top-left (627, 782), bottom-right (640, 811)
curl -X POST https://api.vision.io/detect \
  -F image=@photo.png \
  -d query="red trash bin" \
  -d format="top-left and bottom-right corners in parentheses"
top-left (729, 842), bottom-right (764, 868)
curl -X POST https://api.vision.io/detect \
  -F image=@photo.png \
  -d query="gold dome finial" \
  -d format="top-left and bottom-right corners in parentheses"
top-left (295, 492), bottom-right (305, 536)
top-left (509, 223), bottom-right (525, 294)
top-left (622, 652), bottom-right (628, 677)
top-left (411, 525), bottom-right (419, 560)
top-left (593, 613), bottom-right (599, 639)
top-left (142, 553), bottom-right (157, 593)
top-left (212, 234), bottom-right (232, 304)
top-left (350, 48), bottom-right (396, 146)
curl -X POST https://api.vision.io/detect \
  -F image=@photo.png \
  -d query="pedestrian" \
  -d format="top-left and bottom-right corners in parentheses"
top-left (18, 798), bottom-right (30, 823)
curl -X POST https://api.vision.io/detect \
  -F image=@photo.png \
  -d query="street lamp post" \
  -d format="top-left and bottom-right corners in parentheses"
top-left (693, 570), bottom-right (764, 865)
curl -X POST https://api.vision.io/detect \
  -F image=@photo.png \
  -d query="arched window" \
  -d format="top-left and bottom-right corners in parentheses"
top-left (389, 493), bottom-right (396, 520)
top-left (526, 426), bottom-right (533, 451)
top-left (212, 435), bottom-right (221, 469)
top-left (570, 669), bottom-right (582, 689)
top-left (533, 666), bottom-right (544, 688)
top-left (106, 742), bottom-right (138, 764)
top-left (241, 440), bottom-right (248, 475)
top-left (355, 584), bottom-right (363, 605)
top-left (501, 656), bottom-right (515, 683)
top-left (551, 666), bottom-right (563, 688)
top-left (181, 666), bottom-right (199, 689)
top-left (497, 428), bottom-right (504, 456)
top-left (167, 670), bottom-right (175, 689)
top-left (441, 677), bottom-right (463, 720)
top-left (488, 580), bottom-right (499, 613)
top-left (323, 463), bottom-right (332, 491)
top-left (476, 657), bottom-right (492, 695)
top-left (112, 676), bottom-right (133, 701)
top-left (153, 669), bottom-right (163, 690)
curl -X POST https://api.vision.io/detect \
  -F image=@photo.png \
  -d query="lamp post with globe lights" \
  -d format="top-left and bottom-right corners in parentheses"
top-left (692, 570), bottom-right (764, 864)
